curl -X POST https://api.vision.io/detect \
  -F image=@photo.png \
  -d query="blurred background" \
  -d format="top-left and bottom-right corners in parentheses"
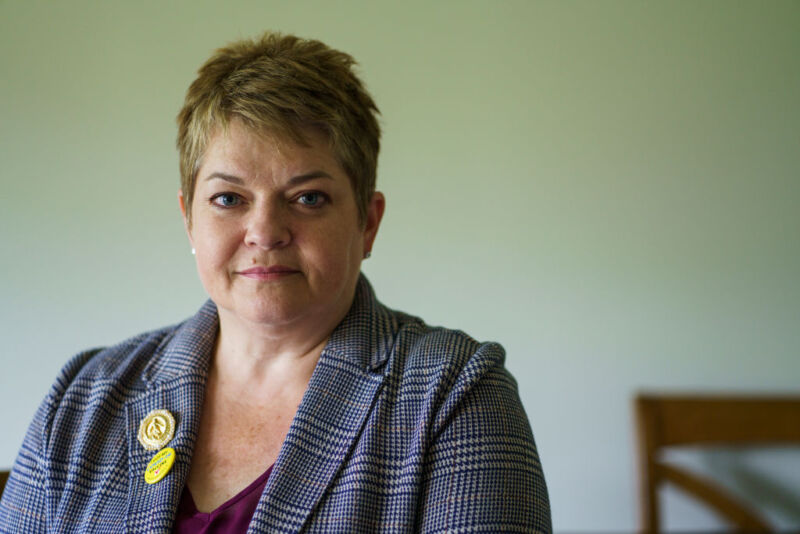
top-left (1, 0), bottom-right (798, 531)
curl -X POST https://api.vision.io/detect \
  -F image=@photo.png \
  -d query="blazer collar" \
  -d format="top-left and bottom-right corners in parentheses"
top-left (140, 273), bottom-right (396, 384)
top-left (141, 298), bottom-right (219, 386)
top-left (324, 273), bottom-right (399, 371)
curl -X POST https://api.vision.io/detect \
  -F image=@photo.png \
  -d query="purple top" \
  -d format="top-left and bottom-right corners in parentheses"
top-left (173, 464), bottom-right (274, 534)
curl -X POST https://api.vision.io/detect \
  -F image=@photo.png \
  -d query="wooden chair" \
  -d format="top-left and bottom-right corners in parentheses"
top-left (635, 394), bottom-right (800, 533)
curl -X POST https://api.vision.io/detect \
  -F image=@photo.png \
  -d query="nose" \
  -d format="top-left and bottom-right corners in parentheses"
top-left (244, 202), bottom-right (292, 250)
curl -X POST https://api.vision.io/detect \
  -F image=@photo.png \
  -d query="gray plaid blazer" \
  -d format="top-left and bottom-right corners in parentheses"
top-left (0, 275), bottom-right (551, 533)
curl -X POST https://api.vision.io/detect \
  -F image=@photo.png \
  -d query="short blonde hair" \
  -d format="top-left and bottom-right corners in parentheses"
top-left (176, 32), bottom-right (381, 224)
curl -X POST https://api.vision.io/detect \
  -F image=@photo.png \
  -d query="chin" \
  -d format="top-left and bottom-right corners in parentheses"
top-left (237, 303), bottom-right (304, 327)
top-left (228, 293), bottom-right (315, 327)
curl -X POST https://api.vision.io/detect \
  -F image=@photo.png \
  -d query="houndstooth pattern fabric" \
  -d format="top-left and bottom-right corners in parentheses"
top-left (0, 275), bottom-right (551, 533)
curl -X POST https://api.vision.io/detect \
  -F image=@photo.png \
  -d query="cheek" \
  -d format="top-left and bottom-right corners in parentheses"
top-left (193, 223), bottom-right (240, 274)
top-left (194, 249), bottom-right (224, 289)
top-left (305, 226), bottom-right (363, 276)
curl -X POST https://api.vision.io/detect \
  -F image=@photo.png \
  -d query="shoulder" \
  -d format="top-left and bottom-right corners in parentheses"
top-left (397, 312), bottom-right (504, 366)
top-left (0, 318), bottom-right (192, 527)
top-left (381, 313), bottom-right (552, 531)
top-left (385, 309), bottom-right (517, 421)
top-left (49, 322), bottom-right (181, 402)
top-left (391, 310), bottom-right (508, 381)
top-left (327, 275), bottom-right (506, 380)
top-left (24, 322), bottom-right (186, 456)
top-left (35, 300), bottom-right (217, 432)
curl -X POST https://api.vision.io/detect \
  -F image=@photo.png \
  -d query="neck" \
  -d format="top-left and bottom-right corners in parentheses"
top-left (209, 277), bottom-right (359, 393)
top-left (212, 314), bottom-right (331, 389)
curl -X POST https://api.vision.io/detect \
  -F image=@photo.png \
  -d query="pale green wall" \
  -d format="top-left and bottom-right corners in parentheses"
top-left (1, 1), bottom-right (799, 530)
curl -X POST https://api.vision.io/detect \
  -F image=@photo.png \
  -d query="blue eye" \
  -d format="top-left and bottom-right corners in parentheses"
top-left (211, 193), bottom-right (241, 207)
top-left (298, 192), bottom-right (326, 207)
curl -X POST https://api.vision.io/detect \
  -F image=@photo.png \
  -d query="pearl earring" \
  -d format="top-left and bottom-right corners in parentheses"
top-left (191, 248), bottom-right (196, 255)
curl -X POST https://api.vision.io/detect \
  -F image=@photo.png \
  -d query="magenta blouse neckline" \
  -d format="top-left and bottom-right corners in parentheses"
top-left (173, 464), bottom-right (274, 533)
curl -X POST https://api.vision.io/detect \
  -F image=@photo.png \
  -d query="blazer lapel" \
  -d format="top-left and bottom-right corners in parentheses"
top-left (123, 301), bottom-right (217, 533)
top-left (249, 275), bottom-right (397, 532)
top-left (251, 353), bottom-right (385, 532)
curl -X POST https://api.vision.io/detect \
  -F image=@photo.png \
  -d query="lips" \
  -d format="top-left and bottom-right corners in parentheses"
top-left (236, 265), bottom-right (300, 280)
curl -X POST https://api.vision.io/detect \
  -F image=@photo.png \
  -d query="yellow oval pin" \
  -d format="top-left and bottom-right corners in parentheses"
top-left (144, 447), bottom-right (176, 485)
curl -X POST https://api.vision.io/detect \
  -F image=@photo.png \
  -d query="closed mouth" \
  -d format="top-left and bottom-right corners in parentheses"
top-left (236, 265), bottom-right (300, 279)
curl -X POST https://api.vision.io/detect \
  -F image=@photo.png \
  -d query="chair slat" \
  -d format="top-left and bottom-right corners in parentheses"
top-left (657, 463), bottom-right (771, 531)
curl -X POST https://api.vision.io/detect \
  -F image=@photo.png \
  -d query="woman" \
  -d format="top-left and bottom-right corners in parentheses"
top-left (0, 33), bottom-right (551, 533)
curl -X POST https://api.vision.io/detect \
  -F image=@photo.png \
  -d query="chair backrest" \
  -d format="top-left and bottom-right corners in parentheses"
top-left (635, 394), bottom-right (800, 533)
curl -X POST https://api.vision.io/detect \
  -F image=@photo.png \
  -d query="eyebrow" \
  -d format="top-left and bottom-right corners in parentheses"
top-left (205, 172), bottom-right (244, 185)
top-left (204, 171), bottom-right (333, 186)
top-left (287, 171), bottom-right (334, 186)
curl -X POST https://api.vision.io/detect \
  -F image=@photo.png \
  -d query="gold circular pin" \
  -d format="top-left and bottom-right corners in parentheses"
top-left (144, 447), bottom-right (176, 484)
top-left (137, 409), bottom-right (175, 451)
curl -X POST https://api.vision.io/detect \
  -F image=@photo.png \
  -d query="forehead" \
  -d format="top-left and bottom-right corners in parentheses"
top-left (198, 119), bottom-right (342, 183)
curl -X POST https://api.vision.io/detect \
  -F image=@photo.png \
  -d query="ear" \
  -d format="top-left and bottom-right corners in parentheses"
top-left (362, 191), bottom-right (385, 256)
top-left (178, 190), bottom-right (194, 247)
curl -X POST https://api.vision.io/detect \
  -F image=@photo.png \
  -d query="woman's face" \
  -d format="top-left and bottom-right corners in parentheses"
top-left (180, 119), bottom-right (383, 334)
